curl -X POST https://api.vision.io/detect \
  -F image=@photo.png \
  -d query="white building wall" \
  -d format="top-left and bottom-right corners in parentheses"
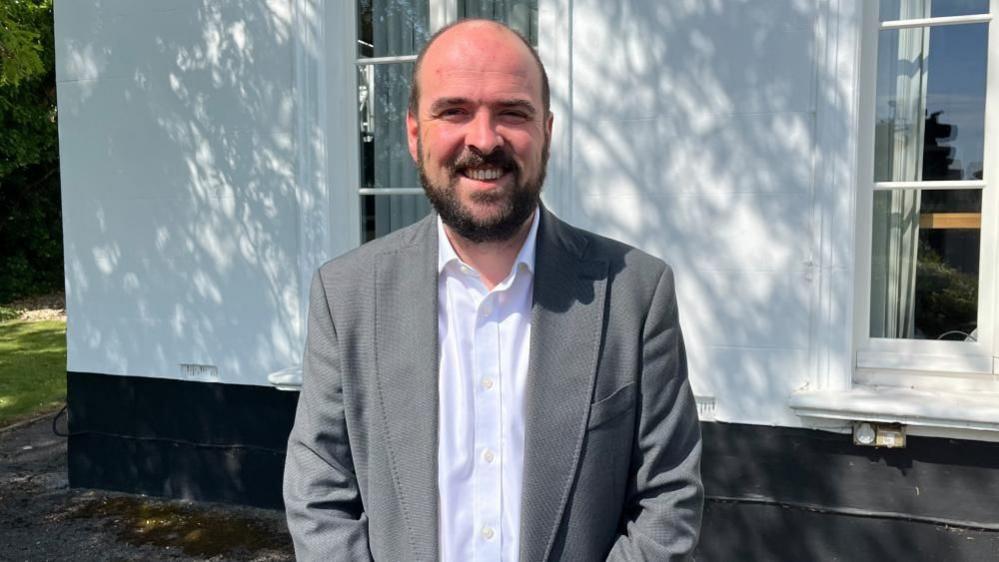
top-left (562, 0), bottom-right (853, 427)
top-left (54, 0), bottom-right (865, 418)
top-left (55, 0), bottom-right (302, 385)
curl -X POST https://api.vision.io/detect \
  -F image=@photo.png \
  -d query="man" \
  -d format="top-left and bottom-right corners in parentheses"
top-left (284, 19), bottom-right (702, 561)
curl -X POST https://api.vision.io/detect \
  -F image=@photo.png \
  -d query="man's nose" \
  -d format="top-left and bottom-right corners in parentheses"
top-left (466, 110), bottom-right (503, 154)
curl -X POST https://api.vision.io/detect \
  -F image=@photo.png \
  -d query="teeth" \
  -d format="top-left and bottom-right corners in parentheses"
top-left (467, 168), bottom-right (503, 181)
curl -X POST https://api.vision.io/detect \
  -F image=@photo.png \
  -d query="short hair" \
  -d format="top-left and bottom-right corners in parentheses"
top-left (407, 19), bottom-right (550, 118)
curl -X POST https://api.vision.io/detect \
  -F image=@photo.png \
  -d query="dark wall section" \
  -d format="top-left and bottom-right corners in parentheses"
top-left (700, 501), bottom-right (999, 562)
top-left (68, 372), bottom-right (999, 559)
top-left (698, 422), bottom-right (999, 561)
top-left (67, 371), bottom-right (299, 509)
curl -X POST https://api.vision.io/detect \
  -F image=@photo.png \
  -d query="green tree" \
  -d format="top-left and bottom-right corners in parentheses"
top-left (0, 0), bottom-right (61, 302)
top-left (0, 1), bottom-right (44, 87)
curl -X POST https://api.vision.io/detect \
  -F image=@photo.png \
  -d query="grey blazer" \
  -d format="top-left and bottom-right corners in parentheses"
top-left (284, 208), bottom-right (703, 561)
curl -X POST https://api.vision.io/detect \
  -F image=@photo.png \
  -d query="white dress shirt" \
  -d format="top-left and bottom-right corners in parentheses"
top-left (437, 210), bottom-right (539, 562)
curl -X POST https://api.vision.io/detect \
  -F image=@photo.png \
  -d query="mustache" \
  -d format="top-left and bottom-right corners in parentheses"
top-left (448, 149), bottom-right (519, 176)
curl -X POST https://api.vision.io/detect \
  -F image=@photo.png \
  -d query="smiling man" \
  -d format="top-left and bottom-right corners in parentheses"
top-left (284, 19), bottom-right (703, 562)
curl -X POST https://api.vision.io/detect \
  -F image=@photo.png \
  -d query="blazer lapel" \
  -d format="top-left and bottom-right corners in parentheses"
top-left (374, 215), bottom-right (440, 561)
top-left (520, 209), bottom-right (608, 562)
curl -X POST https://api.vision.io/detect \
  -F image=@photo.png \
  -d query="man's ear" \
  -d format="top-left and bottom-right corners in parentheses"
top-left (406, 110), bottom-right (419, 163)
top-left (545, 112), bottom-right (554, 138)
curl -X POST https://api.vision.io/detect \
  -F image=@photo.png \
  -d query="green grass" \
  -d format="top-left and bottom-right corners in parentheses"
top-left (0, 305), bottom-right (18, 323)
top-left (0, 319), bottom-right (66, 427)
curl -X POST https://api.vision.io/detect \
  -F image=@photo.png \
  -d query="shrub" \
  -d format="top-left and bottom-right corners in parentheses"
top-left (0, 0), bottom-right (62, 303)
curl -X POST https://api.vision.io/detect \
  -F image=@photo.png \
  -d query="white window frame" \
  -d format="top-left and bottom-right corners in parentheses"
top-left (790, 0), bottom-right (999, 437)
top-left (852, 0), bottom-right (999, 380)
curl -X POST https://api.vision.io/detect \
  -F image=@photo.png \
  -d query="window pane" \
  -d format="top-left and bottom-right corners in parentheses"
top-left (458, 0), bottom-right (538, 44)
top-left (870, 189), bottom-right (981, 340)
top-left (874, 24), bottom-right (987, 182)
top-left (362, 194), bottom-right (432, 242)
top-left (359, 63), bottom-right (420, 190)
top-left (357, 0), bottom-right (430, 58)
top-left (879, 0), bottom-right (989, 21)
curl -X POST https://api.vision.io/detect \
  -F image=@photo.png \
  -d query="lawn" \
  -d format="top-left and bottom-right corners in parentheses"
top-left (0, 319), bottom-right (67, 427)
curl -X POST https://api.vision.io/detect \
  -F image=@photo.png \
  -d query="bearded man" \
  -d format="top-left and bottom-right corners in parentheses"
top-left (284, 18), bottom-right (703, 562)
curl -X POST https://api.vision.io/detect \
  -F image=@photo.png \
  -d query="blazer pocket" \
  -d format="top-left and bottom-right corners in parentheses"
top-left (587, 382), bottom-right (637, 429)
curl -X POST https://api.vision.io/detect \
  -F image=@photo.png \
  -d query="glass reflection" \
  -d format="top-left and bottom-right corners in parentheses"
top-left (870, 189), bottom-right (981, 340)
top-left (874, 24), bottom-right (987, 182)
top-left (358, 62), bottom-right (419, 191)
top-left (357, 0), bottom-right (431, 58)
top-left (879, 0), bottom-right (989, 21)
top-left (362, 195), bottom-right (432, 242)
top-left (459, 0), bottom-right (538, 44)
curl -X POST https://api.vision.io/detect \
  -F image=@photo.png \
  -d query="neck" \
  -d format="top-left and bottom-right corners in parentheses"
top-left (444, 210), bottom-right (536, 291)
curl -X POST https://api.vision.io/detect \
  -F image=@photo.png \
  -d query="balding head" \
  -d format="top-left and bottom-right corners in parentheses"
top-left (407, 19), bottom-right (550, 118)
top-left (404, 18), bottom-right (552, 245)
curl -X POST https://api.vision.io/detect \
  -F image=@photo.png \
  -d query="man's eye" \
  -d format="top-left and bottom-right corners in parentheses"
top-left (438, 108), bottom-right (466, 118)
top-left (501, 111), bottom-right (530, 122)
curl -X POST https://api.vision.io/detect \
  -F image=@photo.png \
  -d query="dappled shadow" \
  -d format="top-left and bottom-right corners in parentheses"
top-left (0, 321), bottom-right (66, 351)
top-left (0, 320), bottom-right (66, 422)
top-left (532, 1), bottom-right (972, 559)
top-left (56, 0), bottom-right (302, 383)
top-left (556, 0), bottom-right (836, 426)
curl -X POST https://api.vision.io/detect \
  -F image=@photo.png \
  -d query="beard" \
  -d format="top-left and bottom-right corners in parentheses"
top-left (418, 137), bottom-right (548, 244)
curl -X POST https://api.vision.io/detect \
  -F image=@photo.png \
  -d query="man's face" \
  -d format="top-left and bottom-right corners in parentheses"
top-left (407, 23), bottom-right (553, 243)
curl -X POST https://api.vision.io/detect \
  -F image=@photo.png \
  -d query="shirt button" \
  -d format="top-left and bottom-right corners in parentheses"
top-left (482, 527), bottom-right (495, 541)
top-left (460, 265), bottom-right (472, 275)
top-left (483, 449), bottom-right (495, 463)
top-left (481, 377), bottom-right (494, 390)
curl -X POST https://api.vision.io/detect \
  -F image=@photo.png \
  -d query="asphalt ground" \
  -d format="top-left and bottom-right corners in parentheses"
top-left (0, 412), bottom-right (294, 561)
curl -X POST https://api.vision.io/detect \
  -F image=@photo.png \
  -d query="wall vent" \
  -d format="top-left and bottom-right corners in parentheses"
top-left (180, 363), bottom-right (219, 382)
top-left (695, 395), bottom-right (716, 421)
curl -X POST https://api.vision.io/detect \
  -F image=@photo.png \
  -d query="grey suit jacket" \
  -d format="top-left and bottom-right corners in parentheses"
top-left (284, 208), bottom-right (703, 561)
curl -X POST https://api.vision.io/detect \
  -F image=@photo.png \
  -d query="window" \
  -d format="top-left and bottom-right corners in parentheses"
top-left (354, 0), bottom-right (538, 242)
top-left (858, 0), bottom-right (998, 375)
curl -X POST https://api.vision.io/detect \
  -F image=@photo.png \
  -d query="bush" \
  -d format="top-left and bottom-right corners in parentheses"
top-left (0, 0), bottom-right (62, 303)
top-left (0, 305), bottom-right (17, 323)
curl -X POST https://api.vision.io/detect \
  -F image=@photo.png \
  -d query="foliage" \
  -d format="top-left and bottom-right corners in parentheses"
top-left (915, 240), bottom-right (978, 339)
top-left (0, 0), bottom-right (45, 87)
top-left (0, 304), bottom-right (16, 322)
top-left (0, 0), bottom-right (61, 302)
top-left (0, 319), bottom-right (66, 426)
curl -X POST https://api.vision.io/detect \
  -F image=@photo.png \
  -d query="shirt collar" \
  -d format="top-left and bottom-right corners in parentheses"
top-left (437, 208), bottom-right (540, 276)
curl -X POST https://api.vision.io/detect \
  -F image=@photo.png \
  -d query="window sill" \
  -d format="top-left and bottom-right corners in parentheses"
top-left (267, 365), bottom-right (302, 391)
top-left (789, 385), bottom-right (999, 432)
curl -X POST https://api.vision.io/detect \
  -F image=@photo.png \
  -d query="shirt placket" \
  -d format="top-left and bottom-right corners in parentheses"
top-left (472, 285), bottom-right (502, 560)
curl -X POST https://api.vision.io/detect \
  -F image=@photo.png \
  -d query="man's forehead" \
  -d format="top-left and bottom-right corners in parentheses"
top-left (429, 67), bottom-right (533, 89)
top-left (418, 23), bottom-right (541, 89)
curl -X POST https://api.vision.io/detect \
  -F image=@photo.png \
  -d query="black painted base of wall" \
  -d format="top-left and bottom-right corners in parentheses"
top-left (69, 372), bottom-right (999, 559)
top-left (67, 371), bottom-right (299, 509)
top-left (699, 501), bottom-right (999, 561)
top-left (698, 422), bottom-right (999, 561)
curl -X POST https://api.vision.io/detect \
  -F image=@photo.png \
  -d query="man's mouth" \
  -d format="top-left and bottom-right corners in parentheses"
top-left (461, 166), bottom-right (505, 181)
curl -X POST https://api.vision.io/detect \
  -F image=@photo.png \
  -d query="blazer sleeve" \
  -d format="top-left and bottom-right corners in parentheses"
top-left (283, 271), bottom-right (373, 562)
top-left (606, 265), bottom-right (704, 561)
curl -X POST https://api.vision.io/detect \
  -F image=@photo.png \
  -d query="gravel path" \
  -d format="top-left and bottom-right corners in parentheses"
top-left (1, 292), bottom-right (66, 322)
top-left (0, 413), bottom-right (295, 561)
